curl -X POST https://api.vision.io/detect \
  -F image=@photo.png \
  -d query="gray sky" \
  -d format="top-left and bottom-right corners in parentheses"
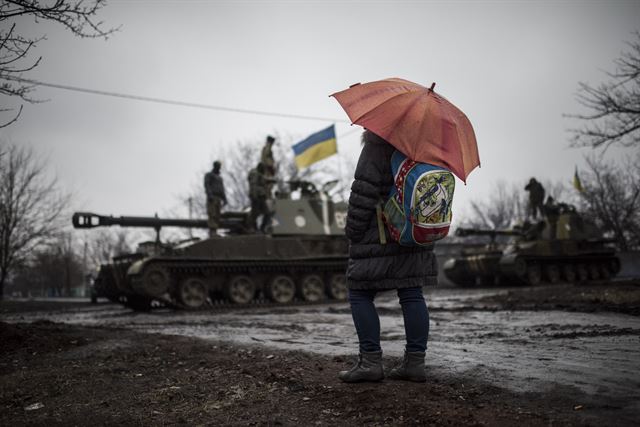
top-left (2, 0), bottom-right (639, 224)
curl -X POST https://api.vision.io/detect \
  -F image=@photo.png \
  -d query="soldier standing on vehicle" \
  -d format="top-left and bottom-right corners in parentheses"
top-left (204, 160), bottom-right (227, 237)
top-left (248, 162), bottom-right (272, 233)
top-left (524, 177), bottom-right (545, 219)
top-left (261, 135), bottom-right (277, 178)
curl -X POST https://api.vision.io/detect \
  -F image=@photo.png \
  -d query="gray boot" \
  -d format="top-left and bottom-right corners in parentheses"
top-left (388, 351), bottom-right (426, 382)
top-left (338, 351), bottom-right (384, 383)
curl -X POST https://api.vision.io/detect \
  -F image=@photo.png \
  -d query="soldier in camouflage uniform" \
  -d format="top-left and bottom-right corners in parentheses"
top-left (261, 135), bottom-right (276, 175)
top-left (204, 161), bottom-right (227, 237)
top-left (524, 177), bottom-right (545, 219)
top-left (261, 135), bottom-right (277, 190)
top-left (247, 162), bottom-right (273, 233)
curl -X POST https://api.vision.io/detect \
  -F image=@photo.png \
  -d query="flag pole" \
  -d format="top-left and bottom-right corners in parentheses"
top-left (337, 126), bottom-right (343, 198)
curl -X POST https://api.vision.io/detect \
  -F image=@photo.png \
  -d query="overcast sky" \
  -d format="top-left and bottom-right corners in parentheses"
top-left (2, 0), bottom-right (639, 226)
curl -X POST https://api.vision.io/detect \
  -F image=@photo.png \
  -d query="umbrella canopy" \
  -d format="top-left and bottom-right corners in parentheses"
top-left (331, 78), bottom-right (480, 182)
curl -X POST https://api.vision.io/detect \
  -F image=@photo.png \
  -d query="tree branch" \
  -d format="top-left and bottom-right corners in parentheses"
top-left (0, 0), bottom-right (117, 127)
top-left (567, 32), bottom-right (640, 149)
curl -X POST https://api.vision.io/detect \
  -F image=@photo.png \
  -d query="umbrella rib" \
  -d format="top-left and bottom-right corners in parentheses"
top-left (390, 91), bottom-right (433, 159)
top-left (348, 86), bottom-right (422, 123)
top-left (442, 106), bottom-right (468, 182)
top-left (353, 90), bottom-right (426, 143)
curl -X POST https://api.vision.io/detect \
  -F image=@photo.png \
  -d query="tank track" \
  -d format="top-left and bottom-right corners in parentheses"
top-left (445, 253), bottom-right (621, 287)
top-left (504, 254), bottom-right (621, 286)
top-left (138, 296), bottom-right (346, 312)
top-left (128, 257), bottom-right (349, 311)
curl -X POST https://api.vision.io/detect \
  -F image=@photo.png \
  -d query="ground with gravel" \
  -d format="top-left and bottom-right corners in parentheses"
top-left (0, 319), bottom-right (605, 426)
top-left (474, 279), bottom-right (640, 316)
top-left (1, 280), bottom-right (639, 426)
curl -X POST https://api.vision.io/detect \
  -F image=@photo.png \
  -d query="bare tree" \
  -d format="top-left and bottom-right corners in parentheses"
top-left (84, 228), bottom-right (133, 270)
top-left (9, 232), bottom-right (83, 297)
top-left (223, 140), bottom-right (261, 211)
top-left (458, 178), bottom-right (572, 231)
top-left (0, 142), bottom-right (70, 299)
top-left (578, 153), bottom-right (640, 251)
top-left (567, 32), bottom-right (640, 149)
top-left (543, 179), bottom-right (575, 206)
top-left (177, 134), bottom-right (345, 222)
top-left (460, 180), bottom-right (526, 230)
top-left (0, 0), bottom-right (116, 127)
top-left (38, 232), bottom-right (82, 296)
top-left (175, 140), bottom-right (257, 235)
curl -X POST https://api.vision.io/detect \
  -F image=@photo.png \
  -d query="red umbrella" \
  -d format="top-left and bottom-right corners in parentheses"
top-left (331, 78), bottom-right (480, 182)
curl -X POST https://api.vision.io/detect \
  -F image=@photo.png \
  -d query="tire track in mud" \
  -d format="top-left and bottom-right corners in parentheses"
top-left (3, 283), bottom-right (640, 421)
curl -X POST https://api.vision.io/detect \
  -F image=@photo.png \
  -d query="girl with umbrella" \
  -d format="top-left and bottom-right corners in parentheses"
top-left (337, 129), bottom-right (436, 383)
top-left (332, 78), bottom-right (479, 382)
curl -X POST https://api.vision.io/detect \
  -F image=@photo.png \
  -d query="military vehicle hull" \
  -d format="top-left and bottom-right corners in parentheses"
top-left (126, 235), bottom-right (348, 309)
top-left (92, 253), bottom-right (150, 308)
top-left (443, 209), bottom-right (622, 286)
top-left (73, 191), bottom-right (350, 310)
top-left (443, 245), bottom-right (620, 286)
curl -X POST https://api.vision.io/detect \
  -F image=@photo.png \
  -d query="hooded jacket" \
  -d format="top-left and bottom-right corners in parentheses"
top-left (345, 132), bottom-right (438, 290)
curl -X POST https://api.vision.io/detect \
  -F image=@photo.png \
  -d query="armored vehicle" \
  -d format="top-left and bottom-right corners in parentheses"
top-left (443, 204), bottom-right (621, 286)
top-left (74, 181), bottom-right (349, 310)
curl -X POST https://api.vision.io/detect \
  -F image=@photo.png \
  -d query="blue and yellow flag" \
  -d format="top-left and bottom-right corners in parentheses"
top-left (292, 125), bottom-right (337, 169)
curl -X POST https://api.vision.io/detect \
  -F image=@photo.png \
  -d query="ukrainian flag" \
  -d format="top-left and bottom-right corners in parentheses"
top-left (293, 125), bottom-right (337, 169)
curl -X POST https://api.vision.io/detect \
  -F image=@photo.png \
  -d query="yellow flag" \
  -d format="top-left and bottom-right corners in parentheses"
top-left (292, 125), bottom-right (337, 169)
top-left (573, 167), bottom-right (584, 193)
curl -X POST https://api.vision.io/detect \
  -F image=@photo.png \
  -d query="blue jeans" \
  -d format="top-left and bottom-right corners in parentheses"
top-left (348, 287), bottom-right (429, 353)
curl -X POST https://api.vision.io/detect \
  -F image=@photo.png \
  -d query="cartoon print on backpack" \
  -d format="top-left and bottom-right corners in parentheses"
top-left (413, 171), bottom-right (455, 224)
top-left (382, 150), bottom-right (455, 246)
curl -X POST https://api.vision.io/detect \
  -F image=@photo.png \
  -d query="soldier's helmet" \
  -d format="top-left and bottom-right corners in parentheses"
top-left (213, 160), bottom-right (221, 170)
top-left (266, 135), bottom-right (275, 144)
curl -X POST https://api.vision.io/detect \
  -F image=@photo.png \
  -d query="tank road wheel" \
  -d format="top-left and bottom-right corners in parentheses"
top-left (609, 258), bottom-right (621, 277)
top-left (225, 275), bottom-right (256, 304)
top-left (266, 275), bottom-right (296, 304)
top-left (327, 273), bottom-right (348, 301)
top-left (298, 274), bottom-right (326, 302)
top-left (178, 278), bottom-right (208, 309)
top-left (576, 264), bottom-right (589, 282)
top-left (562, 264), bottom-right (577, 283)
top-left (526, 263), bottom-right (542, 286)
top-left (514, 258), bottom-right (528, 283)
top-left (599, 263), bottom-right (612, 281)
top-left (140, 265), bottom-right (170, 297)
top-left (544, 264), bottom-right (561, 284)
top-left (588, 264), bottom-right (601, 281)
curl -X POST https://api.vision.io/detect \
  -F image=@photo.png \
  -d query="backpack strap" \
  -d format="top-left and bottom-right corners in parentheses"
top-left (376, 201), bottom-right (387, 245)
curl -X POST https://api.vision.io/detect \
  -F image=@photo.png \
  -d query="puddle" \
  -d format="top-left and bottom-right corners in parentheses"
top-left (4, 289), bottom-right (640, 409)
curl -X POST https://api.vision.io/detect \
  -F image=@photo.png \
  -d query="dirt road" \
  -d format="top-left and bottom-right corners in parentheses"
top-left (2, 280), bottom-right (639, 425)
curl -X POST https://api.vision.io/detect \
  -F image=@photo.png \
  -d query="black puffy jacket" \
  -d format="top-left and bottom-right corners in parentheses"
top-left (345, 133), bottom-right (438, 290)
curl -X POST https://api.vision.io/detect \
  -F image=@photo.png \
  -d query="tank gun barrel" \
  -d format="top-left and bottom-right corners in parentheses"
top-left (72, 212), bottom-right (209, 230)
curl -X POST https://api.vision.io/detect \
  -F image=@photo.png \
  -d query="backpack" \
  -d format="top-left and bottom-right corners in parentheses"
top-left (379, 150), bottom-right (455, 246)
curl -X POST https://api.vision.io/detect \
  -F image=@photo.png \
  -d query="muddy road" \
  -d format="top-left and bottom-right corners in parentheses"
top-left (2, 281), bottom-right (640, 425)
